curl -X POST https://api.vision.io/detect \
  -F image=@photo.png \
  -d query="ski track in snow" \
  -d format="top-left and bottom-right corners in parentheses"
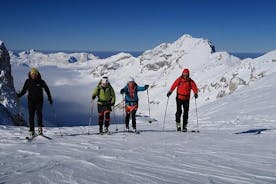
top-left (1, 121), bottom-right (276, 184)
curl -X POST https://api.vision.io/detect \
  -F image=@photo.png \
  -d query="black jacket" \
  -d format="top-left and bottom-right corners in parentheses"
top-left (17, 71), bottom-right (52, 104)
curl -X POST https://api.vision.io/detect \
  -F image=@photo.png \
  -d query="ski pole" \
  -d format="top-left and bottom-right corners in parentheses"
top-left (162, 97), bottom-right (169, 131)
top-left (194, 97), bottom-right (200, 133)
top-left (122, 94), bottom-right (125, 131)
top-left (147, 89), bottom-right (152, 123)
top-left (112, 106), bottom-right (118, 132)
top-left (16, 95), bottom-right (23, 135)
top-left (51, 104), bottom-right (62, 136)
top-left (88, 100), bottom-right (94, 135)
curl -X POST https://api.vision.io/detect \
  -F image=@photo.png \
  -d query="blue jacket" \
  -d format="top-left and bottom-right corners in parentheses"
top-left (120, 82), bottom-right (147, 105)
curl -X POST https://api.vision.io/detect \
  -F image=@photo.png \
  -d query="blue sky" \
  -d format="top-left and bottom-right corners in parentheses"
top-left (0, 0), bottom-right (275, 53)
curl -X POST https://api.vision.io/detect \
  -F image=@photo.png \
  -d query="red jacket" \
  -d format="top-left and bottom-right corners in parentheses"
top-left (169, 76), bottom-right (198, 100)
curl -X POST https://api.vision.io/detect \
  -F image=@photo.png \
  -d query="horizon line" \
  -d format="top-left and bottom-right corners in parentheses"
top-left (9, 48), bottom-right (266, 54)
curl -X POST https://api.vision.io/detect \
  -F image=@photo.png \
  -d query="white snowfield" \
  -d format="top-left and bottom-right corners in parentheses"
top-left (1, 35), bottom-right (276, 183)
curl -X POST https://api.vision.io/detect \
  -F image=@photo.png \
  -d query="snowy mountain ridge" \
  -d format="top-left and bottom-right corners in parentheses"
top-left (9, 35), bottom-right (276, 111)
top-left (10, 49), bottom-right (98, 67)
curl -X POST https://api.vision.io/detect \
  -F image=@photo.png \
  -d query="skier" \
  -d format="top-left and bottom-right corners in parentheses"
top-left (167, 68), bottom-right (198, 132)
top-left (92, 76), bottom-right (116, 134)
top-left (17, 68), bottom-right (53, 136)
top-left (120, 77), bottom-right (149, 132)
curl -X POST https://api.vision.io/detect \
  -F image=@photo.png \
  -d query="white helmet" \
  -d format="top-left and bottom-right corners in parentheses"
top-left (128, 76), bottom-right (135, 82)
top-left (101, 76), bottom-right (108, 85)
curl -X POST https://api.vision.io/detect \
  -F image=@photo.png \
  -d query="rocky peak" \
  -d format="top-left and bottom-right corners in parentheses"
top-left (0, 40), bottom-right (21, 125)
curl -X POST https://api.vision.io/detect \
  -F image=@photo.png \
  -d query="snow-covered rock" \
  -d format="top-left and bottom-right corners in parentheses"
top-left (0, 40), bottom-right (20, 125)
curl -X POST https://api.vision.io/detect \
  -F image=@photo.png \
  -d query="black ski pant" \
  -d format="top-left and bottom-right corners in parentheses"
top-left (125, 110), bottom-right (137, 129)
top-left (175, 98), bottom-right (190, 128)
top-left (97, 104), bottom-right (111, 131)
top-left (28, 101), bottom-right (43, 132)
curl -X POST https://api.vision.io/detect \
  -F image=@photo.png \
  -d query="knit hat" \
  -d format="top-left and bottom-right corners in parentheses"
top-left (30, 68), bottom-right (39, 76)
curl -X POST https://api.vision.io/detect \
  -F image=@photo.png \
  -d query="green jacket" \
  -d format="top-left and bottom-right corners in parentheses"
top-left (92, 83), bottom-right (116, 105)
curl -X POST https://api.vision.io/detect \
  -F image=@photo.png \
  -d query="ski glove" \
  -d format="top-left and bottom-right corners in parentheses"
top-left (194, 93), bottom-right (198, 99)
top-left (120, 89), bottom-right (124, 94)
top-left (111, 102), bottom-right (115, 106)
top-left (167, 91), bottom-right (172, 97)
top-left (144, 85), bottom-right (149, 89)
top-left (92, 95), bottom-right (96, 100)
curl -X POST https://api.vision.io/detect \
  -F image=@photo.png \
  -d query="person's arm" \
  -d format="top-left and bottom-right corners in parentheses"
top-left (191, 80), bottom-right (199, 98)
top-left (42, 80), bottom-right (53, 104)
top-left (17, 79), bottom-right (29, 98)
top-left (92, 86), bottom-right (99, 100)
top-left (120, 85), bottom-right (127, 94)
top-left (167, 78), bottom-right (180, 97)
top-left (110, 86), bottom-right (116, 105)
top-left (137, 85), bottom-right (148, 92)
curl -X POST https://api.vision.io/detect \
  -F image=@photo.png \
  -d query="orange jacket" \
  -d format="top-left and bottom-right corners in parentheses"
top-left (169, 76), bottom-right (198, 100)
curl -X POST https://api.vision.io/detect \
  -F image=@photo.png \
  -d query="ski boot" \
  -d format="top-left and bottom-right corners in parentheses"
top-left (38, 127), bottom-right (43, 135)
top-left (99, 125), bottom-right (103, 134)
top-left (104, 127), bottom-right (109, 133)
top-left (182, 121), bottom-right (188, 132)
top-left (176, 122), bottom-right (181, 131)
top-left (29, 131), bottom-right (35, 137)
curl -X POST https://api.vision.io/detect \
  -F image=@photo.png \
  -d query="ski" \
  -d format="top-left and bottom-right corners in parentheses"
top-left (126, 130), bottom-right (140, 134)
top-left (40, 134), bottom-right (53, 140)
top-left (181, 130), bottom-right (200, 133)
top-left (96, 131), bottom-right (113, 135)
top-left (25, 134), bottom-right (52, 141)
top-left (25, 135), bottom-right (37, 141)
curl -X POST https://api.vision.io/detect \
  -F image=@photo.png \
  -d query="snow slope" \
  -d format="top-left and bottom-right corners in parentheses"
top-left (1, 74), bottom-right (276, 183)
top-left (1, 34), bottom-right (276, 183)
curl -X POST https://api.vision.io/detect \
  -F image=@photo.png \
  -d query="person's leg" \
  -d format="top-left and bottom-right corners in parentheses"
top-left (183, 100), bottom-right (190, 131)
top-left (125, 112), bottom-right (130, 130)
top-left (36, 103), bottom-right (43, 134)
top-left (28, 102), bottom-right (35, 134)
top-left (131, 110), bottom-right (137, 130)
top-left (175, 99), bottom-right (182, 131)
top-left (125, 105), bottom-right (131, 130)
top-left (97, 104), bottom-right (104, 133)
top-left (104, 111), bottom-right (110, 132)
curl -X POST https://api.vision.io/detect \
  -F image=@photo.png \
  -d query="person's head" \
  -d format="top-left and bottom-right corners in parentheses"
top-left (128, 76), bottom-right (135, 83)
top-left (182, 68), bottom-right (190, 78)
top-left (30, 68), bottom-right (39, 79)
top-left (128, 76), bottom-right (135, 86)
top-left (101, 76), bottom-right (109, 87)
